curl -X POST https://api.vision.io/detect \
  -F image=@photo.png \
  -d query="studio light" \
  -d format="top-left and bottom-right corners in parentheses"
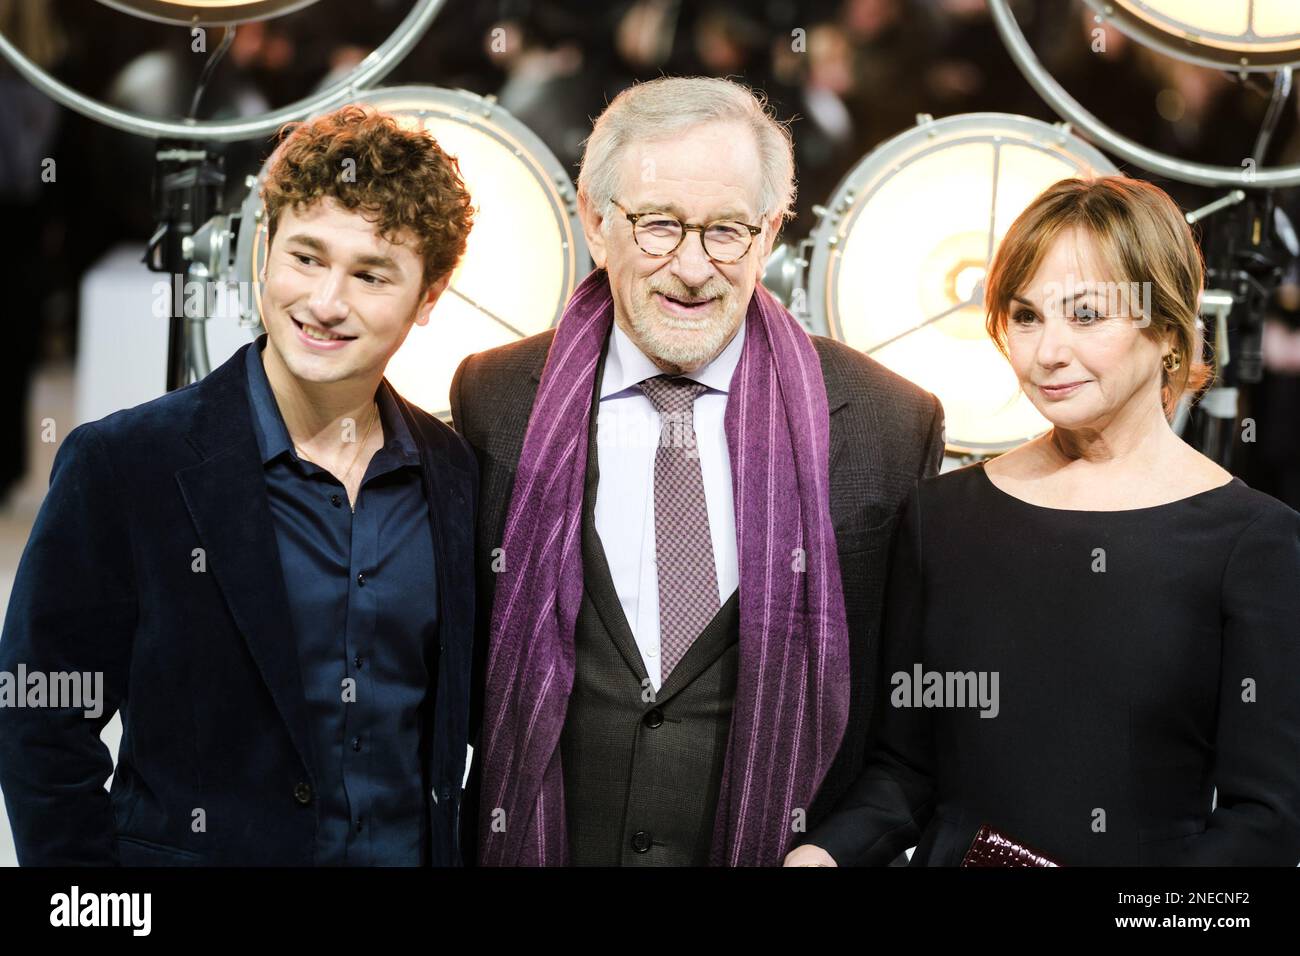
top-left (991, 0), bottom-right (1300, 466)
top-left (95, 0), bottom-right (322, 27)
top-left (806, 113), bottom-right (1117, 455)
top-left (1083, 0), bottom-right (1300, 73)
top-left (228, 86), bottom-right (589, 420)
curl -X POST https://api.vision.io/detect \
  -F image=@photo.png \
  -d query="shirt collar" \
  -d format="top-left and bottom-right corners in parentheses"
top-left (245, 336), bottom-right (292, 465)
top-left (599, 314), bottom-right (746, 400)
top-left (245, 333), bottom-right (420, 469)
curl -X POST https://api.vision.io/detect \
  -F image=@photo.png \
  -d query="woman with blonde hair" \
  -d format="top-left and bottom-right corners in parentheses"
top-left (785, 176), bottom-right (1300, 866)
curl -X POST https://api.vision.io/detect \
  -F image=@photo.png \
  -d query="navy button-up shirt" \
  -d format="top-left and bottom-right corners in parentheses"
top-left (245, 335), bottom-right (438, 866)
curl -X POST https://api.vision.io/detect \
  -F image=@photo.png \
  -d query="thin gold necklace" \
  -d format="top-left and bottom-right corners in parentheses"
top-left (294, 403), bottom-right (379, 508)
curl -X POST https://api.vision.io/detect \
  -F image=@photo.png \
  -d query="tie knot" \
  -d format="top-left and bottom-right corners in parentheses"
top-left (636, 375), bottom-right (707, 415)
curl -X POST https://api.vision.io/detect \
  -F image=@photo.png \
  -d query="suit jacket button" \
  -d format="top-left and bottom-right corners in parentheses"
top-left (631, 831), bottom-right (652, 853)
top-left (293, 782), bottom-right (313, 806)
top-left (643, 708), bottom-right (664, 729)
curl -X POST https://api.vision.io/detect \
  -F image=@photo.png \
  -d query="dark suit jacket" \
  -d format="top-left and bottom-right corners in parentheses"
top-left (0, 343), bottom-right (477, 866)
top-left (449, 324), bottom-right (945, 862)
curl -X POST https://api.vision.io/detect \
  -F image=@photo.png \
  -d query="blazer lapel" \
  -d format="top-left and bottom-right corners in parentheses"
top-left (386, 381), bottom-right (474, 801)
top-left (173, 346), bottom-right (316, 779)
top-left (816, 341), bottom-right (852, 472)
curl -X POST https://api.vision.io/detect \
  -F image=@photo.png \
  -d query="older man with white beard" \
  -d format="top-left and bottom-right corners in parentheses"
top-left (450, 76), bottom-right (946, 867)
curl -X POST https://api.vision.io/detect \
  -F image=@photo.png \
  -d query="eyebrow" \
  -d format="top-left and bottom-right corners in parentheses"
top-left (284, 234), bottom-right (404, 275)
top-left (634, 201), bottom-right (756, 223)
top-left (1011, 289), bottom-right (1096, 308)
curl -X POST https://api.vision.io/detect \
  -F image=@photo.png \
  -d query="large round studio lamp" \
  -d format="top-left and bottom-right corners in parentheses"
top-left (95, 0), bottom-right (321, 26)
top-left (987, 0), bottom-right (1300, 189)
top-left (807, 113), bottom-right (1117, 456)
top-left (0, 0), bottom-right (445, 142)
top-left (1, 0), bottom-right (447, 391)
top-left (222, 86), bottom-right (590, 420)
top-left (1081, 0), bottom-right (1300, 73)
top-left (992, 0), bottom-right (1300, 468)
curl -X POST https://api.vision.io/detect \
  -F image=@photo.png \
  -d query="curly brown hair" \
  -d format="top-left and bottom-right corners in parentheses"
top-left (261, 105), bottom-right (474, 291)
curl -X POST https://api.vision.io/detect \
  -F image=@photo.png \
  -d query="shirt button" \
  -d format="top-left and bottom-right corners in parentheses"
top-left (357, 571), bottom-right (366, 586)
top-left (644, 708), bottom-right (664, 729)
top-left (293, 782), bottom-right (313, 806)
top-left (631, 831), bottom-right (652, 853)
top-left (352, 736), bottom-right (362, 752)
top-left (330, 493), bottom-right (342, 507)
top-left (647, 646), bottom-right (658, 658)
top-left (354, 654), bottom-right (364, 669)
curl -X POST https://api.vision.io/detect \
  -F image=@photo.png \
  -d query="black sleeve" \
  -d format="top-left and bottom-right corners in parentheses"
top-left (0, 422), bottom-right (136, 866)
top-left (801, 485), bottom-right (937, 865)
top-left (448, 351), bottom-right (473, 441)
top-left (447, 350), bottom-right (486, 751)
top-left (920, 394), bottom-right (946, 481)
top-left (447, 350), bottom-right (487, 864)
top-left (1183, 503), bottom-right (1300, 864)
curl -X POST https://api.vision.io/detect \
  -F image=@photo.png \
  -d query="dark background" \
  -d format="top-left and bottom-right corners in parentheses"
top-left (4, 0), bottom-right (1300, 505)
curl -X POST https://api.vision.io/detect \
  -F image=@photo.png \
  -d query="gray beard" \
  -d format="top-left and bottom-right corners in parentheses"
top-left (626, 294), bottom-right (740, 371)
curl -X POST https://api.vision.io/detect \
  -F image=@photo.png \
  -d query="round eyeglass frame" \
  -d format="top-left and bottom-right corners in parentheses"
top-left (612, 199), bottom-right (763, 264)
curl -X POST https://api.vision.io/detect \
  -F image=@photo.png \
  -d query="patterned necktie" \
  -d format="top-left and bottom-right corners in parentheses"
top-left (635, 374), bottom-right (720, 681)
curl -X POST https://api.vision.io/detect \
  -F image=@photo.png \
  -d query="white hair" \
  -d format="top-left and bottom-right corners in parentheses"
top-left (577, 76), bottom-right (796, 223)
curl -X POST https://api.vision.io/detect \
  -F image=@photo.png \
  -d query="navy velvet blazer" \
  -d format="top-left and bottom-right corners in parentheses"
top-left (0, 343), bottom-right (477, 866)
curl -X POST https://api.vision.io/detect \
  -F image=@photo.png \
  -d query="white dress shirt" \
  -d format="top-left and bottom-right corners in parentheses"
top-left (594, 320), bottom-right (744, 691)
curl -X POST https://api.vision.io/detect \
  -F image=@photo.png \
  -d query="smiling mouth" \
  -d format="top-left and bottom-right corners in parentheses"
top-left (1039, 381), bottom-right (1088, 395)
top-left (293, 318), bottom-right (356, 342)
top-left (655, 292), bottom-right (715, 311)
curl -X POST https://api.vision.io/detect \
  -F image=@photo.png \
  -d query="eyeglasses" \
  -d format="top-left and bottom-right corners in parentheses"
top-left (612, 199), bottom-right (763, 264)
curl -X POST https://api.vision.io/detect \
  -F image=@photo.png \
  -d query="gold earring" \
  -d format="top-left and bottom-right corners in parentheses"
top-left (1162, 350), bottom-right (1182, 372)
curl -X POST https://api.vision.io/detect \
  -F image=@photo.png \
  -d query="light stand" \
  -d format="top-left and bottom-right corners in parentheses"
top-left (146, 144), bottom-right (227, 389)
top-left (0, 0), bottom-right (448, 388)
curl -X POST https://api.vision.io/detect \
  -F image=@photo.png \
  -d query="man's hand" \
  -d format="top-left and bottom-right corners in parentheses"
top-left (783, 844), bottom-right (837, 866)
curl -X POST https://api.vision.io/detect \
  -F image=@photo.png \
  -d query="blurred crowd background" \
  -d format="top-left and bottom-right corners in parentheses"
top-left (3, 0), bottom-right (1300, 508)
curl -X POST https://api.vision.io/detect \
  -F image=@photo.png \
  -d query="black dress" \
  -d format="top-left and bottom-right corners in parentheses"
top-left (806, 461), bottom-right (1300, 865)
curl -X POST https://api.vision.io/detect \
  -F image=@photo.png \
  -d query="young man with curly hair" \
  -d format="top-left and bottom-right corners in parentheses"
top-left (0, 105), bottom-right (478, 866)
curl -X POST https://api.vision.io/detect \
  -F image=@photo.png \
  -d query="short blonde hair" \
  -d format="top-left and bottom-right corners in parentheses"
top-left (985, 176), bottom-right (1211, 419)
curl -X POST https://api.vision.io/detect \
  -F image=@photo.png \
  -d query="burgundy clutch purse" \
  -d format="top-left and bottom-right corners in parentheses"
top-left (960, 823), bottom-right (1063, 867)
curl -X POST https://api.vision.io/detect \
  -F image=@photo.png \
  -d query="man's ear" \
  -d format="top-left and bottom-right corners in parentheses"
top-left (758, 211), bottom-right (783, 267)
top-left (259, 244), bottom-right (269, 284)
top-left (578, 191), bottom-right (609, 269)
top-left (414, 272), bottom-right (452, 327)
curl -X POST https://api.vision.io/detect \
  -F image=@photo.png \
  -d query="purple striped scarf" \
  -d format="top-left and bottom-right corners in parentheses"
top-left (478, 270), bottom-right (849, 866)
